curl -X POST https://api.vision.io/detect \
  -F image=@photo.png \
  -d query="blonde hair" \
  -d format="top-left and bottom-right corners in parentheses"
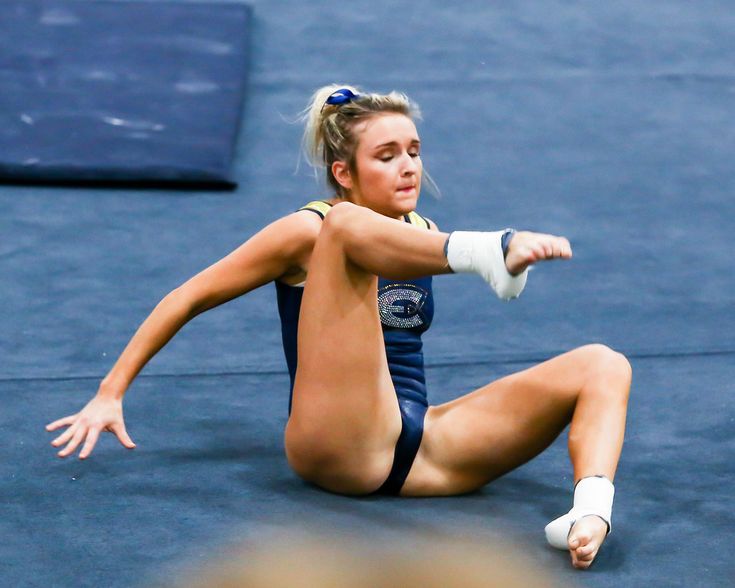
top-left (301, 84), bottom-right (422, 197)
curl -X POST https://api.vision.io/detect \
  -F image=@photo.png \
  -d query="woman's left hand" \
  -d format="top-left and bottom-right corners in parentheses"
top-left (504, 231), bottom-right (572, 275)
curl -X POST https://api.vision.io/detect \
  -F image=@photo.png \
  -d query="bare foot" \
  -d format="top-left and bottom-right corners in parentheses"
top-left (567, 515), bottom-right (608, 569)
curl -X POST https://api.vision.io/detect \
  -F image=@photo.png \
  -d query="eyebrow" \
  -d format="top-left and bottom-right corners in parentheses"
top-left (372, 139), bottom-right (421, 150)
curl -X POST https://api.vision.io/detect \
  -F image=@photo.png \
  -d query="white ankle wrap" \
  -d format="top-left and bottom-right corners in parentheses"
top-left (445, 231), bottom-right (528, 300)
top-left (544, 476), bottom-right (615, 550)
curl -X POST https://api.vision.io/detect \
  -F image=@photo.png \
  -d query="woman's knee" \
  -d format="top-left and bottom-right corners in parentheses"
top-left (577, 344), bottom-right (632, 397)
top-left (320, 200), bottom-right (363, 242)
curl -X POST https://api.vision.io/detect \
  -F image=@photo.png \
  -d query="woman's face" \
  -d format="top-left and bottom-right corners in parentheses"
top-left (334, 113), bottom-right (422, 218)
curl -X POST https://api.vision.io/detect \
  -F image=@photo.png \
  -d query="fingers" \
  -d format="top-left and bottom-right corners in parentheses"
top-left (559, 237), bottom-right (573, 258)
top-left (51, 422), bottom-right (79, 448)
top-left (504, 231), bottom-right (571, 274)
top-left (48, 394), bottom-right (135, 458)
top-left (46, 414), bottom-right (78, 432)
top-left (110, 422), bottom-right (136, 450)
top-left (537, 235), bottom-right (572, 260)
top-left (55, 423), bottom-right (135, 459)
top-left (50, 418), bottom-right (135, 459)
top-left (50, 418), bottom-right (92, 458)
top-left (57, 425), bottom-right (88, 458)
top-left (78, 427), bottom-right (101, 460)
top-left (526, 242), bottom-right (545, 261)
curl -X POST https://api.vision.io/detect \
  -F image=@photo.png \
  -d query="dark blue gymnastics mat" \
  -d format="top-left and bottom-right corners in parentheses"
top-left (2, 354), bottom-right (733, 587)
top-left (0, 0), bottom-right (251, 188)
top-left (2, 1), bottom-right (735, 587)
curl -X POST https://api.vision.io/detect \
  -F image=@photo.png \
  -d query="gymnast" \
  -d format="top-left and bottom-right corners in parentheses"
top-left (47, 85), bottom-right (631, 569)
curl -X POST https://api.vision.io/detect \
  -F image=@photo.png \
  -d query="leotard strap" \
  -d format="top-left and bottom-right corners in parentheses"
top-left (299, 200), bottom-right (333, 219)
top-left (403, 210), bottom-right (431, 229)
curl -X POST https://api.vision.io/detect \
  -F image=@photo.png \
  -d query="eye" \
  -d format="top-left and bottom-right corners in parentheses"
top-left (379, 154), bottom-right (393, 162)
top-left (409, 150), bottom-right (420, 158)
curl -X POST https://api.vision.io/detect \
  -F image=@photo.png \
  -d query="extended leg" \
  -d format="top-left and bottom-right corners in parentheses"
top-left (285, 202), bottom-right (449, 494)
top-left (400, 344), bottom-right (631, 566)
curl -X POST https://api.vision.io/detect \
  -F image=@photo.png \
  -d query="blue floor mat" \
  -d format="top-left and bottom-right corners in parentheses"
top-left (0, 0), bottom-right (251, 187)
top-left (2, 1), bottom-right (734, 586)
top-left (3, 354), bottom-right (733, 587)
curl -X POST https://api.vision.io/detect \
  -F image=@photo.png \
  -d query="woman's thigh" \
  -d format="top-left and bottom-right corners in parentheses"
top-left (401, 346), bottom-right (614, 496)
top-left (285, 207), bottom-right (402, 493)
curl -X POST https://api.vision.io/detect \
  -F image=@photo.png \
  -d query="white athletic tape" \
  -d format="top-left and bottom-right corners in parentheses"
top-left (445, 231), bottom-right (528, 300)
top-left (545, 476), bottom-right (615, 550)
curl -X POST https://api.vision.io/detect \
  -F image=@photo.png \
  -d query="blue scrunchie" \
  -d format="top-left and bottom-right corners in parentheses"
top-left (325, 88), bottom-right (360, 106)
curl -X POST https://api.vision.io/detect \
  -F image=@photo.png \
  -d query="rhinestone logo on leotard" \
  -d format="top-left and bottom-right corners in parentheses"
top-left (378, 283), bottom-right (428, 329)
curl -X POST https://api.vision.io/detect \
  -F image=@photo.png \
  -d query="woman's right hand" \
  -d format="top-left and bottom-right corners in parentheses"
top-left (46, 393), bottom-right (136, 459)
top-left (42, 211), bottom-right (315, 460)
top-left (504, 231), bottom-right (573, 276)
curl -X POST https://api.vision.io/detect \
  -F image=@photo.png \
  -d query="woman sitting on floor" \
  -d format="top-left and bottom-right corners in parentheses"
top-left (47, 84), bottom-right (632, 569)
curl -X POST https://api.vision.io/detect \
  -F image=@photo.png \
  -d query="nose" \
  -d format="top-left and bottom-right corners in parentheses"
top-left (400, 152), bottom-right (418, 176)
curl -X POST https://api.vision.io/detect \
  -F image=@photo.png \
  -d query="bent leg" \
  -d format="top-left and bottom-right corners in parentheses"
top-left (285, 202), bottom-right (450, 494)
top-left (403, 344), bottom-right (631, 494)
top-left (404, 344), bottom-right (631, 496)
top-left (401, 344), bottom-right (631, 567)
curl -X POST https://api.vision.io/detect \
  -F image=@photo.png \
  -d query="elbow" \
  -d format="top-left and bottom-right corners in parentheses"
top-left (163, 286), bottom-right (201, 319)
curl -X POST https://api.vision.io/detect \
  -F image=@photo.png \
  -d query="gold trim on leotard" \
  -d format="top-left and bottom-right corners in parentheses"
top-left (299, 200), bottom-right (333, 219)
top-left (299, 200), bottom-right (431, 229)
top-left (404, 210), bottom-right (431, 229)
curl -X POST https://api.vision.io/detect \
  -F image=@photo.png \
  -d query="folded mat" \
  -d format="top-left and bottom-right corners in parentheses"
top-left (0, 0), bottom-right (251, 188)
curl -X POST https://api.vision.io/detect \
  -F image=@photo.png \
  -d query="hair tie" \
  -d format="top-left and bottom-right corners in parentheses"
top-left (323, 88), bottom-right (360, 109)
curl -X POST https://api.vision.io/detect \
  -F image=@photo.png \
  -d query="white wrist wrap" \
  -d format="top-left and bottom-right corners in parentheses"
top-left (445, 231), bottom-right (528, 300)
top-left (545, 476), bottom-right (615, 550)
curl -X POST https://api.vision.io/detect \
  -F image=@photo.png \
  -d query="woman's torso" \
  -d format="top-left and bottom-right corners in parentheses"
top-left (275, 200), bottom-right (434, 413)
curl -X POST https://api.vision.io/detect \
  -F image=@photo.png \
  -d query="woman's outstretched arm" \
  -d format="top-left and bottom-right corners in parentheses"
top-left (46, 212), bottom-right (321, 459)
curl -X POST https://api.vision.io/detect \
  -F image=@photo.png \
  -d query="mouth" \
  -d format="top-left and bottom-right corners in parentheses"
top-left (397, 185), bottom-right (416, 193)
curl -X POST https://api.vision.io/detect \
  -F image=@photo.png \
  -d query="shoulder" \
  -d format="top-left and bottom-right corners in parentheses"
top-left (275, 199), bottom-right (340, 254)
top-left (255, 203), bottom-right (323, 260)
top-left (290, 199), bottom-right (337, 237)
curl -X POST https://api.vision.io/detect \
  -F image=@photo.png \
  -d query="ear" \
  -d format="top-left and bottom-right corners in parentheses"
top-left (331, 160), bottom-right (353, 191)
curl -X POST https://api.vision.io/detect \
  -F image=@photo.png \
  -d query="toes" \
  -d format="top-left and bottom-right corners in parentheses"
top-left (572, 557), bottom-right (594, 570)
top-left (568, 531), bottom-right (591, 552)
top-left (571, 548), bottom-right (597, 568)
top-left (568, 519), bottom-right (606, 569)
top-left (576, 542), bottom-right (598, 558)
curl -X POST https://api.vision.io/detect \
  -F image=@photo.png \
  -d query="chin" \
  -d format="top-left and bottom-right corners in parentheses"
top-left (365, 195), bottom-right (418, 218)
top-left (395, 195), bottom-right (419, 214)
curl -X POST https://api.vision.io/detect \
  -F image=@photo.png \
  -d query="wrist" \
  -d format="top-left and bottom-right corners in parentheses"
top-left (502, 229), bottom-right (526, 275)
top-left (445, 230), bottom-right (528, 300)
top-left (501, 228), bottom-right (516, 260)
top-left (98, 377), bottom-right (126, 400)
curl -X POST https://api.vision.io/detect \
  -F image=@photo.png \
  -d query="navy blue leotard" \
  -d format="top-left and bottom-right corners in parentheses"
top-left (275, 200), bottom-right (433, 495)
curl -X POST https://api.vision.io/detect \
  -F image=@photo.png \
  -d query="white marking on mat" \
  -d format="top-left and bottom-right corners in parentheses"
top-left (40, 9), bottom-right (79, 26)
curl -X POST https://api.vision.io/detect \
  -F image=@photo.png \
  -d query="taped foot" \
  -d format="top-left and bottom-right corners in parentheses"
top-left (445, 231), bottom-right (528, 300)
top-left (544, 476), bottom-right (614, 568)
top-left (568, 515), bottom-right (609, 569)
